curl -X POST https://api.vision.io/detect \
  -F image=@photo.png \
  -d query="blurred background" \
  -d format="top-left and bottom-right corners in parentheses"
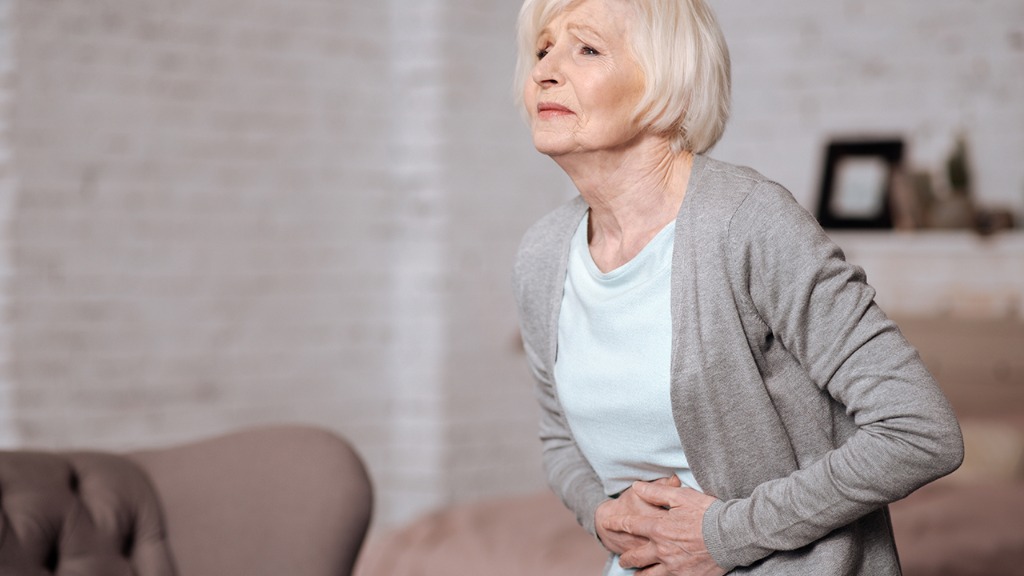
top-left (0, 0), bottom-right (1021, 533)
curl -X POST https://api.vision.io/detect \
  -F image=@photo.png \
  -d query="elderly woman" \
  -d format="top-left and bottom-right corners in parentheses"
top-left (511, 0), bottom-right (963, 575)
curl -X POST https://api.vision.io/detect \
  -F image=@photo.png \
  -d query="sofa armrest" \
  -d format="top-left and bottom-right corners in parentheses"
top-left (130, 425), bottom-right (372, 576)
top-left (0, 450), bottom-right (176, 575)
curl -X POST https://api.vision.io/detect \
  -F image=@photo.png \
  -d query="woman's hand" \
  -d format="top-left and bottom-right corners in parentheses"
top-left (605, 480), bottom-right (727, 576)
top-left (595, 475), bottom-right (682, 555)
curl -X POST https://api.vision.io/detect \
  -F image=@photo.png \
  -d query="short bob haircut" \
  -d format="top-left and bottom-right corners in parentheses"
top-left (515, 0), bottom-right (731, 154)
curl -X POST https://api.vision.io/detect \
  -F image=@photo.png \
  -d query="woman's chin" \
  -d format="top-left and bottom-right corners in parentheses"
top-left (532, 137), bottom-right (576, 158)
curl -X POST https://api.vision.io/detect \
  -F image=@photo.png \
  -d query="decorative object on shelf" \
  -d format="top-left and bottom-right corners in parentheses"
top-left (815, 139), bottom-right (903, 229)
top-left (928, 133), bottom-right (977, 230)
top-left (898, 169), bottom-right (936, 230)
top-left (974, 209), bottom-right (1015, 235)
top-left (946, 133), bottom-right (971, 193)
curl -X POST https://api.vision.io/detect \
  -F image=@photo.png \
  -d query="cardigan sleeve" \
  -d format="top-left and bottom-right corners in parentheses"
top-left (512, 211), bottom-right (609, 539)
top-left (701, 182), bottom-right (964, 569)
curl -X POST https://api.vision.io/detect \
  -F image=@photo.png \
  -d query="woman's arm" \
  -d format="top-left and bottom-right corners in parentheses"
top-left (699, 182), bottom-right (963, 568)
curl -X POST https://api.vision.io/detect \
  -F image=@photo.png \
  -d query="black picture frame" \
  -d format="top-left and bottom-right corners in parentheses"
top-left (816, 139), bottom-right (904, 229)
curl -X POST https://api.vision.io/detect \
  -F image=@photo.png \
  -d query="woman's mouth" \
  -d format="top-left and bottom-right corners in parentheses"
top-left (537, 102), bottom-right (575, 119)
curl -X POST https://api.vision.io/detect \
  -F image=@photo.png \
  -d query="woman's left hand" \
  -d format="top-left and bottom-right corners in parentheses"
top-left (605, 481), bottom-right (727, 576)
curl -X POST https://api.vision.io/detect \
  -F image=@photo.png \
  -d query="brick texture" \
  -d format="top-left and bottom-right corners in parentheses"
top-left (0, 0), bottom-right (16, 447)
top-left (0, 0), bottom-right (1021, 530)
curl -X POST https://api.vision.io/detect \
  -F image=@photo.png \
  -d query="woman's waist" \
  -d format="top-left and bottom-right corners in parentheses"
top-left (603, 467), bottom-right (702, 497)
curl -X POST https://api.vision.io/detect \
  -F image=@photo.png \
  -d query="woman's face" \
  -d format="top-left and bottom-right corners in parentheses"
top-left (524, 0), bottom-right (645, 158)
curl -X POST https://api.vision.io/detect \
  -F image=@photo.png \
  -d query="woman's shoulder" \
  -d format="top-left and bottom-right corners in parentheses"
top-left (685, 156), bottom-right (835, 274)
top-left (685, 156), bottom-right (809, 235)
top-left (693, 155), bottom-right (794, 210)
top-left (515, 197), bottom-right (587, 267)
top-left (698, 155), bottom-right (772, 187)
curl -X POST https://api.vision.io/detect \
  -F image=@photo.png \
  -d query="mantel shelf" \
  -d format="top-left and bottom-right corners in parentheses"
top-left (829, 230), bottom-right (1024, 252)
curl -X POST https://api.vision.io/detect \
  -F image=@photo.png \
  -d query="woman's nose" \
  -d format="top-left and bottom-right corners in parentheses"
top-left (531, 47), bottom-right (563, 87)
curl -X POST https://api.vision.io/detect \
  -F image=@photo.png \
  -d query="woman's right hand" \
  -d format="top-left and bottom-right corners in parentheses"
top-left (595, 475), bottom-right (682, 555)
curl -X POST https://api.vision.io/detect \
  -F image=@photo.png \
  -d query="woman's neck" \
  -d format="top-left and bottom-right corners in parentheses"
top-left (554, 136), bottom-right (694, 272)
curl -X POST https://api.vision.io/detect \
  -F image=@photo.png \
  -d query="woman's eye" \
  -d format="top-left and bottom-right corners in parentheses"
top-left (581, 46), bottom-right (599, 56)
top-left (536, 47), bottom-right (549, 60)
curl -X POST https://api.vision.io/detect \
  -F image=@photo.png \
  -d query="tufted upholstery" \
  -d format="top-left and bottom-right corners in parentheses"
top-left (0, 425), bottom-right (373, 576)
top-left (0, 451), bottom-right (175, 575)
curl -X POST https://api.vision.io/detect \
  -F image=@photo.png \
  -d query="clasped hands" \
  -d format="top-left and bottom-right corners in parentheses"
top-left (595, 475), bottom-right (727, 576)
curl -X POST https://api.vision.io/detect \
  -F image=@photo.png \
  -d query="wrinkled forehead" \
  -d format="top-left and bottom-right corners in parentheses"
top-left (531, 0), bottom-right (635, 40)
top-left (536, 0), bottom-right (614, 35)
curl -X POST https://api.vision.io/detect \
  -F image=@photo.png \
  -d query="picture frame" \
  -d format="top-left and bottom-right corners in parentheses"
top-left (815, 139), bottom-right (904, 229)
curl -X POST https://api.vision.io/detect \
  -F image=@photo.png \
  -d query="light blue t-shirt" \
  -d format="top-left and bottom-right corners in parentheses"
top-left (554, 213), bottom-right (701, 576)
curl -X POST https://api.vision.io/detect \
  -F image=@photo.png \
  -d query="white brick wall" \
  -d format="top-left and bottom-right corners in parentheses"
top-left (0, 0), bottom-right (17, 448)
top-left (381, 0), bottom-right (449, 524)
top-left (2, 0), bottom-right (1022, 532)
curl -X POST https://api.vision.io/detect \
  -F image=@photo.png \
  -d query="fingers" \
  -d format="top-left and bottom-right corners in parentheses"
top-left (597, 527), bottom-right (647, 555)
top-left (613, 483), bottom-right (676, 517)
top-left (619, 541), bottom-right (659, 570)
top-left (632, 479), bottom-right (692, 508)
top-left (636, 565), bottom-right (668, 576)
top-left (604, 513), bottom-right (660, 539)
top-left (652, 474), bottom-right (682, 488)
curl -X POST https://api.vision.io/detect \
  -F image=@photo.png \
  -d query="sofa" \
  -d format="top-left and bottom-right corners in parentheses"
top-left (0, 425), bottom-right (373, 576)
top-left (355, 316), bottom-right (1024, 576)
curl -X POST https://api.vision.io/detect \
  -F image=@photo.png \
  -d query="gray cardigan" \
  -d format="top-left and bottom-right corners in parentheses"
top-left (513, 155), bottom-right (964, 574)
